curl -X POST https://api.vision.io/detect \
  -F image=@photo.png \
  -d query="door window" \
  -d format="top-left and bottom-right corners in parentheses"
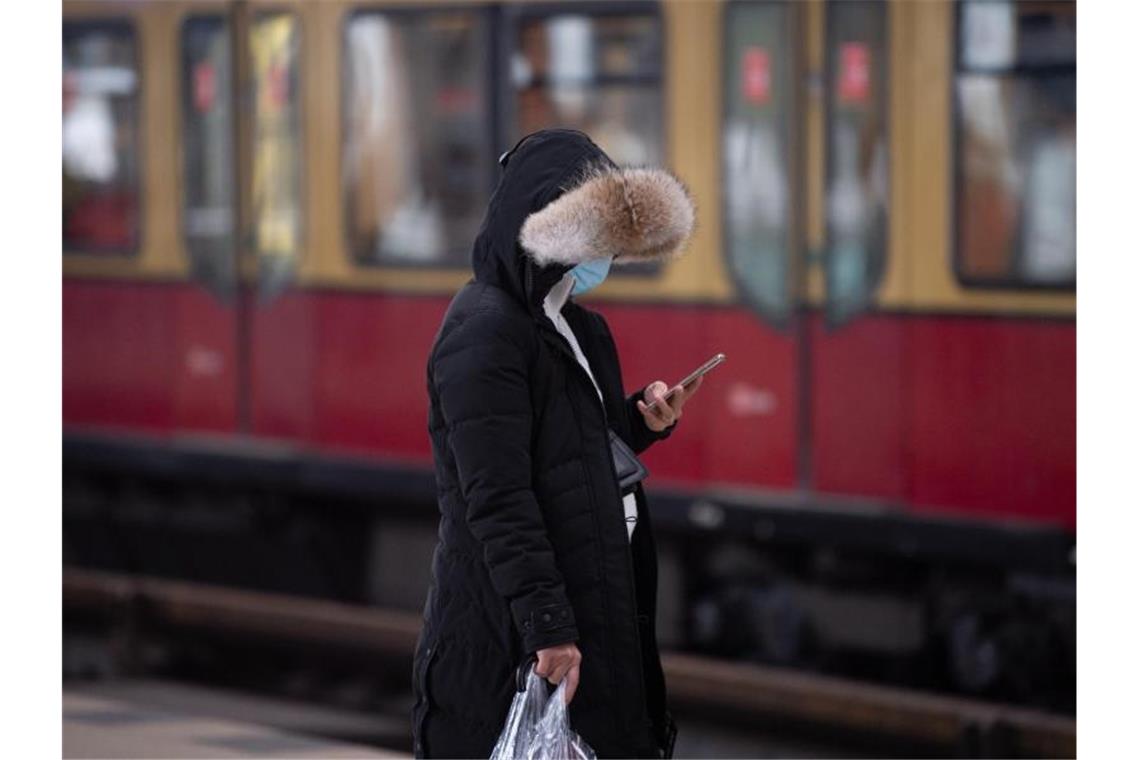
top-left (722, 2), bottom-right (795, 325)
top-left (250, 13), bottom-right (302, 297)
top-left (510, 10), bottom-right (663, 168)
top-left (824, 0), bottom-right (889, 324)
top-left (181, 16), bottom-right (237, 296)
top-left (343, 10), bottom-right (492, 267)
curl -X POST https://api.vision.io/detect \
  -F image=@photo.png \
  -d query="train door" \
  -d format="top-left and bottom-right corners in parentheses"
top-left (175, 6), bottom-right (247, 435)
top-left (241, 6), bottom-right (309, 442)
top-left (721, 0), bottom-right (899, 500)
top-left (175, 3), bottom-right (305, 439)
top-left (806, 0), bottom-right (906, 503)
top-left (176, 1), bottom-right (309, 440)
top-left (719, 0), bottom-right (807, 490)
top-left (175, 2), bottom-right (307, 441)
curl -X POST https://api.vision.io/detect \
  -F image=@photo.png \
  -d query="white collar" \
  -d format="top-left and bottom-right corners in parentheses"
top-left (542, 272), bottom-right (575, 318)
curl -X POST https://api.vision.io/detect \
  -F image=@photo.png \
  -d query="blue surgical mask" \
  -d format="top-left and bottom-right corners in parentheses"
top-left (569, 256), bottom-right (612, 295)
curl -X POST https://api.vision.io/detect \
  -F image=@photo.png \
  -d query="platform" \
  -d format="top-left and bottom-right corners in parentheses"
top-left (63, 685), bottom-right (407, 759)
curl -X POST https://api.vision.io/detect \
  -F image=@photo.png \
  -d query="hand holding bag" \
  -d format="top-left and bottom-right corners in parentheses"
top-left (489, 661), bottom-right (595, 760)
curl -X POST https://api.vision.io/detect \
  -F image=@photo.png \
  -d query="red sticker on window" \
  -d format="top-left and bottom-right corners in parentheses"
top-left (838, 42), bottom-right (870, 103)
top-left (436, 86), bottom-right (476, 114)
top-left (742, 47), bottom-right (770, 104)
top-left (194, 61), bottom-right (216, 113)
top-left (266, 61), bottom-right (289, 110)
top-left (63, 71), bottom-right (77, 112)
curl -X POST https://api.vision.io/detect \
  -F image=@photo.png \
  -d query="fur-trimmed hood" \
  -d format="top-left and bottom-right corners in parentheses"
top-left (519, 164), bottom-right (695, 268)
top-left (470, 129), bottom-right (695, 313)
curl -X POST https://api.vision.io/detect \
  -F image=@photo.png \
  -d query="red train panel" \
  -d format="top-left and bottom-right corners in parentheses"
top-left (810, 313), bottom-right (1075, 528)
top-left (63, 280), bottom-right (238, 436)
top-left (250, 293), bottom-right (317, 441)
top-left (307, 293), bottom-right (443, 461)
top-left (597, 304), bottom-right (799, 491)
top-left (811, 315), bottom-right (908, 502)
top-left (65, 281), bottom-right (1075, 531)
top-left (907, 317), bottom-right (1075, 529)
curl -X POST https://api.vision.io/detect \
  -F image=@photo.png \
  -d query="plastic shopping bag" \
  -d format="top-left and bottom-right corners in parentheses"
top-left (489, 665), bottom-right (596, 760)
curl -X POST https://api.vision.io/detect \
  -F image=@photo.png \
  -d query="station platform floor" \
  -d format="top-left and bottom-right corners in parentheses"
top-left (63, 682), bottom-right (408, 759)
top-left (63, 676), bottom-right (871, 759)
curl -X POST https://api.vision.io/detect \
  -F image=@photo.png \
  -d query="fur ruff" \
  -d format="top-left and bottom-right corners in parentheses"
top-left (518, 166), bottom-right (695, 267)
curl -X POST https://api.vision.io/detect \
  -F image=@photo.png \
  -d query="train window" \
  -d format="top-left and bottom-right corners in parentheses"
top-left (824, 0), bottom-right (888, 325)
top-left (251, 13), bottom-right (302, 296)
top-left (343, 10), bottom-right (492, 267)
top-left (62, 20), bottom-right (140, 255)
top-left (181, 17), bottom-right (236, 296)
top-left (511, 10), bottom-right (663, 167)
top-left (954, 1), bottom-right (1075, 288)
top-left (722, 2), bottom-right (794, 325)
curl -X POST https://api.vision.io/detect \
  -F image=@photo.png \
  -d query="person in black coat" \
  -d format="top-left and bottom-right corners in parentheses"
top-left (413, 129), bottom-right (700, 759)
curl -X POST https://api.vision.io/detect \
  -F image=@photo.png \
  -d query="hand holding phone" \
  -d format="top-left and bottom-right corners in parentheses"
top-left (643, 353), bottom-right (726, 413)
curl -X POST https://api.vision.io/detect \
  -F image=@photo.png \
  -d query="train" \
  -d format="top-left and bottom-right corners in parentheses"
top-left (63, 0), bottom-right (1076, 710)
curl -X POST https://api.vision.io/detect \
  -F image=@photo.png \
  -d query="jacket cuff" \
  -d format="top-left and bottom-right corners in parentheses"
top-left (516, 602), bottom-right (579, 654)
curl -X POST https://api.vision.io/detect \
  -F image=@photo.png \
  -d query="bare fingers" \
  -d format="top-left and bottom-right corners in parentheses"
top-left (669, 375), bottom-right (704, 416)
top-left (637, 393), bottom-right (675, 429)
top-left (563, 664), bottom-right (580, 704)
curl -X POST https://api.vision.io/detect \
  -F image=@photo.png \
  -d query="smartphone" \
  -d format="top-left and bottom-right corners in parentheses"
top-left (645, 353), bottom-right (726, 411)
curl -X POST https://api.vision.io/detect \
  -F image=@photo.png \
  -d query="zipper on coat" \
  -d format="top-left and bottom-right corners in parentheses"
top-left (535, 317), bottom-right (654, 749)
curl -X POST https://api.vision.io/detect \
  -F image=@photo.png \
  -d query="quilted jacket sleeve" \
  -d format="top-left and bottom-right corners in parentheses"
top-left (625, 385), bottom-right (678, 455)
top-left (432, 311), bottom-right (579, 655)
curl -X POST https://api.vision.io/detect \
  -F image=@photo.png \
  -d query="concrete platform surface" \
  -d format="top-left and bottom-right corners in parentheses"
top-left (64, 690), bottom-right (406, 759)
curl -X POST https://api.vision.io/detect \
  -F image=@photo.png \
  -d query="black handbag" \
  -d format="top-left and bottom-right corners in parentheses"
top-left (608, 429), bottom-right (649, 495)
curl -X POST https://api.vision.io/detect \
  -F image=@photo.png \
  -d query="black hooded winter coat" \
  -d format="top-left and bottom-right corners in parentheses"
top-left (413, 129), bottom-right (696, 759)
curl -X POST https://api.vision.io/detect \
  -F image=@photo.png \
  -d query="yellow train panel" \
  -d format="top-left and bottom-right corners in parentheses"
top-left (296, 0), bottom-right (734, 302)
top-left (880, 0), bottom-right (1074, 317)
top-left (62, 0), bottom-right (1074, 319)
top-left (803, 0), bottom-right (826, 306)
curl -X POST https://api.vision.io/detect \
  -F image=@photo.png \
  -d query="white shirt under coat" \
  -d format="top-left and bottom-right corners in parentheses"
top-left (542, 273), bottom-right (639, 541)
